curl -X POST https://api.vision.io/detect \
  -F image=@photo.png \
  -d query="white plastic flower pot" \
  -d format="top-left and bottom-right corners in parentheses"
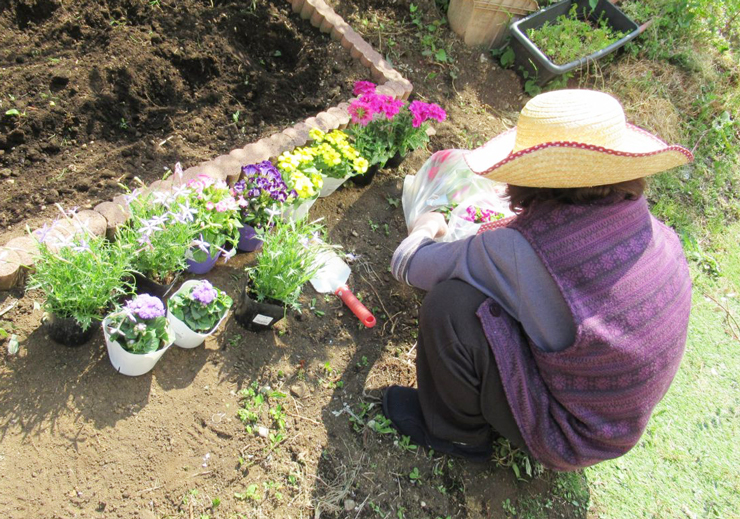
top-left (166, 280), bottom-right (229, 349)
top-left (102, 315), bottom-right (173, 377)
top-left (282, 197), bottom-right (317, 222)
top-left (318, 175), bottom-right (348, 198)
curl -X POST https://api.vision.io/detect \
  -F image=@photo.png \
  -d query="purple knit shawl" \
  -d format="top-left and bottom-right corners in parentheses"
top-left (476, 196), bottom-right (691, 471)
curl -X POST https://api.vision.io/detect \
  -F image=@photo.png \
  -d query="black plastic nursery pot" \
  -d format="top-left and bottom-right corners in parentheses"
top-left (44, 313), bottom-right (99, 347)
top-left (133, 271), bottom-right (180, 299)
top-left (350, 164), bottom-right (379, 187)
top-left (384, 152), bottom-right (406, 169)
top-left (509, 0), bottom-right (640, 86)
top-left (234, 287), bottom-right (286, 332)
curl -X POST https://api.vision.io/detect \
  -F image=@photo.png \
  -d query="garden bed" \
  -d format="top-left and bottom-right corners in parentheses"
top-left (0, 0), bottom-right (370, 231)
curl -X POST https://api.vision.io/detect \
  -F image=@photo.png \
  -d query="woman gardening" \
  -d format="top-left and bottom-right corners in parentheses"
top-left (386, 89), bottom-right (694, 470)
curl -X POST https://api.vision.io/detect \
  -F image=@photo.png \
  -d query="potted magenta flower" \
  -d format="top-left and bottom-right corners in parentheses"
top-left (231, 161), bottom-right (295, 252)
top-left (167, 280), bottom-right (233, 348)
top-left (347, 81), bottom-right (446, 184)
top-left (185, 176), bottom-right (241, 273)
top-left (102, 294), bottom-right (174, 376)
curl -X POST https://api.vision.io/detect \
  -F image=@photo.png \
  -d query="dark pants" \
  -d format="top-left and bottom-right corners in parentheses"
top-left (416, 279), bottom-right (525, 448)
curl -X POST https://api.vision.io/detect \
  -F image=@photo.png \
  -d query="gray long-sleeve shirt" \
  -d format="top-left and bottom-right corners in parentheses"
top-left (391, 228), bottom-right (576, 352)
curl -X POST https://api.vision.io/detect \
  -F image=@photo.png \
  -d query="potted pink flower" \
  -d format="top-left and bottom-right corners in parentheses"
top-left (347, 81), bottom-right (446, 184)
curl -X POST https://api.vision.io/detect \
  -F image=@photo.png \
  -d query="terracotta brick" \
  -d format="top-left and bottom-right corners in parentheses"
top-left (149, 179), bottom-right (174, 193)
top-left (319, 17), bottom-right (333, 33)
top-left (330, 24), bottom-right (346, 42)
top-left (244, 139), bottom-right (272, 162)
top-left (5, 235), bottom-right (40, 269)
top-left (370, 67), bottom-right (386, 83)
top-left (179, 167), bottom-right (205, 186)
top-left (291, 122), bottom-right (312, 142)
top-left (211, 155), bottom-right (242, 183)
top-left (309, 9), bottom-right (324, 28)
top-left (229, 148), bottom-right (250, 166)
top-left (299, 0), bottom-right (314, 20)
top-left (291, 0), bottom-right (305, 14)
top-left (268, 133), bottom-right (295, 158)
top-left (316, 111), bottom-right (340, 132)
top-left (75, 210), bottom-right (108, 237)
top-left (242, 141), bottom-right (272, 164)
top-left (375, 83), bottom-right (396, 97)
top-left (282, 128), bottom-right (307, 149)
top-left (198, 161), bottom-right (230, 182)
top-left (94, 202), bottom-right (128, 240)
top-left (0, 248), bottom-right (21, 291)
top-left (327, 106), bottom-right (350, 127)
top-left (340, 30), bottom-right (362, 51)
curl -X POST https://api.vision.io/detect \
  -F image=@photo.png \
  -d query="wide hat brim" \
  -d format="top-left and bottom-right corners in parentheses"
top-left (464, 124), bottom-right (693, 188)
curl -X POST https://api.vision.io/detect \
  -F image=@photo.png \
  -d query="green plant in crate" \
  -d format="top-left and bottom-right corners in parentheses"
top-left (28, 223), bottom-right (134, 331)
top-left (115, 187), bottom-right (201, 284)
top-left (167, 280), bottom-right (233, 334)
top-left (525, 5), bottom-right (626, 65)
top-left (245, 219), bottom-right (326, 311)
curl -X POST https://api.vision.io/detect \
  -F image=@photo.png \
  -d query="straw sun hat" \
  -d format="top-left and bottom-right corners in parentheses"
top-left (464, 89), bottom-right (693, 188)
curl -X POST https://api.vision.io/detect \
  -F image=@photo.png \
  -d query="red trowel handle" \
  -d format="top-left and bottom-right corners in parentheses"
top-left (335, 285), bottom-right (377, 328)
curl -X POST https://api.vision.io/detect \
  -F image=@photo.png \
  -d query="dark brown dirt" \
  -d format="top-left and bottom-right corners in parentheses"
top-left (0, 1), bottom-right (589, 518)
top-left (0, 0), bottom-right (367, 233)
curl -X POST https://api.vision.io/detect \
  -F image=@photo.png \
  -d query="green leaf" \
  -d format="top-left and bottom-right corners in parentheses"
top-left (500, 47), bottom-right (515, 68)
top-left (5, 109), bottom-right (20, 116)
top-left (435, 49), bottom-right (447, 62)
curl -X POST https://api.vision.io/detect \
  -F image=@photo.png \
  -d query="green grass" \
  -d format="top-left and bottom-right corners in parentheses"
top-left (584, 223), bottom-right (740, 518)
top-left (608, 0), bottom-right (740, 246)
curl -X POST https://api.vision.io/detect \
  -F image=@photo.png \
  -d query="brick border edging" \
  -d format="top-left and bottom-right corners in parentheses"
top-left (0, 0), bottom-right (413, 290)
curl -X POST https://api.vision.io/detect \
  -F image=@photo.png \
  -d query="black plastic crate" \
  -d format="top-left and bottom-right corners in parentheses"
top-left (510, 0), bottom-right (640, 86)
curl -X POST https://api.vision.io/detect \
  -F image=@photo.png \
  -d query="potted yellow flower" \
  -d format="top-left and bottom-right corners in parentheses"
top-left (276, 148), bottom-right (324, 222)
top-left (306, 128), bottom-right (369, 197)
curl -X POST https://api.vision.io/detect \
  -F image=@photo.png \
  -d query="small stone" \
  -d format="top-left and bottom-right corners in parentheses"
top-left (344, 499), bottom-right (356, 511)
top-left (257, 426), bottom-right (269, 438)
top-left (290, 383), bottom-right (306, 399)
top-left (0, 169), bottom-right (11, 178)
top-left (351, 230), bottom-right (359, 237)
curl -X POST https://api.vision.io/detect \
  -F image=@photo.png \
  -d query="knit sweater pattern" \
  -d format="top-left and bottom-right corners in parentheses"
top-left (476, 196), bottom-right (692, 471)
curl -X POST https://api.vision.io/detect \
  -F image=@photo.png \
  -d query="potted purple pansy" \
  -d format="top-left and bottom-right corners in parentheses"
top-left (102, 294), bottom-right (175, 376)
top-left (167, 280), bottom-right (233, 348)
top-left (231, 161), bottom-right (296, 252)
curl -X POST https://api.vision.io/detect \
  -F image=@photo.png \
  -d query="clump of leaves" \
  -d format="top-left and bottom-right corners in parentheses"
top-left (526, 5), bottom-right (626, 65)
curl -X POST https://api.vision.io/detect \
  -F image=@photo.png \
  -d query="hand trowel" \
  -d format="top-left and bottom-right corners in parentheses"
top-left (309, 249), bottom-right (377, 328)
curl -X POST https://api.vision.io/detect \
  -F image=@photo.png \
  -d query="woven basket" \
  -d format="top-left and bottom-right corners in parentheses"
top-left (449, 0), bottom-right (538, 48)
